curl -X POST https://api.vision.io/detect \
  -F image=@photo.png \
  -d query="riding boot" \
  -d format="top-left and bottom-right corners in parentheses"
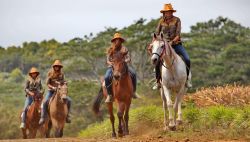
top-left (66, 98), bottom-right (71, 123)
top-left (185, 67), bottom-right (192, 88)
top-left (105, 77), bottom-right (113, 103)
top-left (39, 102), bottom-right (47, 125)
top-left (20, 111), bottom-right (26, 128)
top-left (153, 62), bottom-right (161, 90)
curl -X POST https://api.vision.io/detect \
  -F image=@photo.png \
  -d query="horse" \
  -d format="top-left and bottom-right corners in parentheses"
top-left (93, 52), bottom-right (133, 137)
top-left (44, 81), bottom-right (68, 138)
top-left (149, 33), bottom-right (190, 131)
top-left (21, 91), bottom-right (44, 139)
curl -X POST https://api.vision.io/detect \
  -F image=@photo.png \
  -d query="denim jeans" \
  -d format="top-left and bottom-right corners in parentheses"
top-left (22, 96), bottom-right (33, 123)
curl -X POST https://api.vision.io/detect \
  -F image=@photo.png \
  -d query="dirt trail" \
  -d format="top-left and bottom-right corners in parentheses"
top-left (0, 137), bottom-right (247, 142)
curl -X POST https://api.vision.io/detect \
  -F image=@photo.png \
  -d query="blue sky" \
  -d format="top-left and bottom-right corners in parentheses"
top-left (0, 0), bottom-right (249, 47)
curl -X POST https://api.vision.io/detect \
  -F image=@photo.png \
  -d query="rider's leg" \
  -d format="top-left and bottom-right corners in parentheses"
top-left (153, 61), bottom-right (161, 90)
top-left (173, 44), bottom-right (192, 87)
top-left (20, 96), bottom-right (33, 128)
top-left (128, 66), bottom-right (137, 98)
top-left (66, 96), bottom-right (72, 123)
top-left (104, 67), bottom-right (113, 103)
top-left (173, 44), bottom-right (191, 77)
top-left (39, 90), bottom-right (54, 125)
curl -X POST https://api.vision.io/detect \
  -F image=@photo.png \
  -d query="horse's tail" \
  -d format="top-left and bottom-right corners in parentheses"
top-left (92, 87), bottom-right (104, 115)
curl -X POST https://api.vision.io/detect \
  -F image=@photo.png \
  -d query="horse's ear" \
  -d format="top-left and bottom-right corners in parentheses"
top-left (153, 33), bottom-right (157, 39)
top-left (160, 32), bottom-right (164, 40)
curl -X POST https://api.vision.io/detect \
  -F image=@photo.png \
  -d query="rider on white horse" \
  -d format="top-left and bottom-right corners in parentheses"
top-left (153, 3), bottom-right (192, 89)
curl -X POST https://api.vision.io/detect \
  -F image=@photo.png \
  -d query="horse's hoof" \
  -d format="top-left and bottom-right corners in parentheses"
top-left (123, 131), bottom-right (129, 135)
top-left (168, 125), bottom-right (176, 131)
top-left (118, 133), bottom-right (123, 137)
top-left (112, 133), bottom-right (117, 138)
top-left (163, 126), bottom-right (168, 131)
top-left (176, 120), bottom-right (183, 125)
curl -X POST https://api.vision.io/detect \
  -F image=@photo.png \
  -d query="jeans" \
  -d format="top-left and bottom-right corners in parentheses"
top-left (173, 43), bottom-right (191, 77)
top-left (22, 96), bottom-right (33, 123)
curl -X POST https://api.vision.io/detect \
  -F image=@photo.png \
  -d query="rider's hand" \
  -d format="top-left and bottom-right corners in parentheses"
top-left (168, 41), bottom-right (173, 46)
top-left (29, 92), bottom-right (35, 96)
top-left (53, 86), bottom-right (57, 90)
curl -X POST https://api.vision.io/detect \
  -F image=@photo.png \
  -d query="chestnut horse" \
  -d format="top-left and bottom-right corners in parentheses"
top-left (93, 52), bottom-right (133, 137)
top-left (44, 81), bottom-right (68, 138)
top-left (21, 91), bottom-right (44, 139)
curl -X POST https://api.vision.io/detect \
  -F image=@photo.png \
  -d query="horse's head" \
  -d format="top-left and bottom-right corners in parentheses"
top-left (149, 33), bottom-right (166, 65)
top-left (112, 52), bottom-right (128, 81)
top-left (56, 81), bottom-right (68, 103)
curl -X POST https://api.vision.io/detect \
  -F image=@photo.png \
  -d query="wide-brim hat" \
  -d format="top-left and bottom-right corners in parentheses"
top-left (29, 67), bottom-right (40, 75)
top-left (160, 4), bottom-right (176, 13)
top-left (111, 33), bottom-right (125, 43)
top-left (52, 60), bottom-right (63, 68)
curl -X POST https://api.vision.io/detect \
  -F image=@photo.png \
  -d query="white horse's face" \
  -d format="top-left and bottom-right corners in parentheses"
top-left (151, 39), bottom-right (165, 65)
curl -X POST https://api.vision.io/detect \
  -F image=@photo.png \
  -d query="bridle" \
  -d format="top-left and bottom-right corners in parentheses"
top-left (151, 39), bottom-right (175, 69)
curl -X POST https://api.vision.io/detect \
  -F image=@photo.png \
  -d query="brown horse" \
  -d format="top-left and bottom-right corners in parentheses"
top-left (21, 91), bottom-right (44, 139)
top-left (44, 81), bottom-right (68, 138)
top-left (93, 52), bottom-right (133, 137)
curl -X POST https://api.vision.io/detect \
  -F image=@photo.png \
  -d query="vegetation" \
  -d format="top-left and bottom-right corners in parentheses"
top-left (0, 16), bottom-right (249, 139)
top-left (79, 104), bottom-right (250, 140)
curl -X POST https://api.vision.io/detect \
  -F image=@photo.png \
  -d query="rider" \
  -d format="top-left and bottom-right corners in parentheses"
top-left (153, 3), bottom-right (192, 89)
top-left (20, 67), bottom-right (43, 129)
top-left (39, 60), bottom-right (72, 125)
top-left (104, 33), bottom-right (137, 103)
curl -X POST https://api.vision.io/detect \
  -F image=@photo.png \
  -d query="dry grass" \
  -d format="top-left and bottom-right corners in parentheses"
top-left (184, 84), bottom-right (250, 107)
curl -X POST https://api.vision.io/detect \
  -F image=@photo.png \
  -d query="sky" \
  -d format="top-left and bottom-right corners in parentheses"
top-left (0, 0), bottom-right (249, 47)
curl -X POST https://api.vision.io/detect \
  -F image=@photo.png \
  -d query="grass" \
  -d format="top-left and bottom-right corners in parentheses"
top-left (79, 105), bottom-right (250, 140)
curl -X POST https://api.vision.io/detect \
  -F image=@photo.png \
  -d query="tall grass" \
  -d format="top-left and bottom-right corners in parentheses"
top-left (79, 105), bottom-right (250, 140)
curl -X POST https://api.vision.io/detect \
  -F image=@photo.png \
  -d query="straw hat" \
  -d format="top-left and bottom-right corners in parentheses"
top-left (111, 33), bottom-right (125, 43)
top-left (52, 60), bottom-right (63, 68)
top-left (160, 3), bottom-right (176, 13)
top-left (29, 67), bottom-right (39, 75)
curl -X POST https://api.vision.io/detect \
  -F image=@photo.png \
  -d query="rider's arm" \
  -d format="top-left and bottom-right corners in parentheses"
top-left (38, 80), bottom-right (43, 94)
top-left (46, 72), bottom-right (56, 90)
top-left (106, 55), bottom-right (113, 66)
top-left (156, 19), bottom-right (163, 35)
top-left (172, 18), bottom-right (181, 44)
top-left (24, 80), bottom-right (30, 94)
top-left (124, 52), bottom-right (131, 63)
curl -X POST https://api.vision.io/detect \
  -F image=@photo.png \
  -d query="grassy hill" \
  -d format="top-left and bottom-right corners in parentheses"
top-left (0, 16), bottom-right (249, 139)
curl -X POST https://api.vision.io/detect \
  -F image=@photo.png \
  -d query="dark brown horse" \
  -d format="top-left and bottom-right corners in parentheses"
top-left (44, 81), bottom-right (68, 138)
top-left (93, 52), bottom-right (133, 137)
top-left (21, 91), bottom-right (44, 139)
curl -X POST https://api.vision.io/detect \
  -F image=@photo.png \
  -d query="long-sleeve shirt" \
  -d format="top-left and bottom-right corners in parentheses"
top-left (107, 46), bottom-right (131, 67)
top-left (46, 69), bottom-right (65, 90)
top-left (24, 77), bottom-right (43, 95)
top-left (156, 16), bottom-right (181, 42)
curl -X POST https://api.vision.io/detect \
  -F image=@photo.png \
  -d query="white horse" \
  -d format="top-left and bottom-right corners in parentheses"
top-left (149, 33), bottom-right (191, 131)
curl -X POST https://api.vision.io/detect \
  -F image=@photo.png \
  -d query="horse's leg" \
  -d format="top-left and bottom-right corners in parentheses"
top-left (60, 128), bottom-right (64, 137)
top-left (162, 85), bottom-right (175, 130)
top-left (124, 101), bottom-right (131, 135)
top-left (107, 103), bottom-right (116, 138)
top-left (46, 120), bottom-right (52, 138)
top-left (22, 128), bottom-right (27, 139)
top-left (161, 88), bottom-right (168, 130)
top-left (117, 102), bottom-right (125, 137)
top-left (175, 87), bottom-right (185, 125)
